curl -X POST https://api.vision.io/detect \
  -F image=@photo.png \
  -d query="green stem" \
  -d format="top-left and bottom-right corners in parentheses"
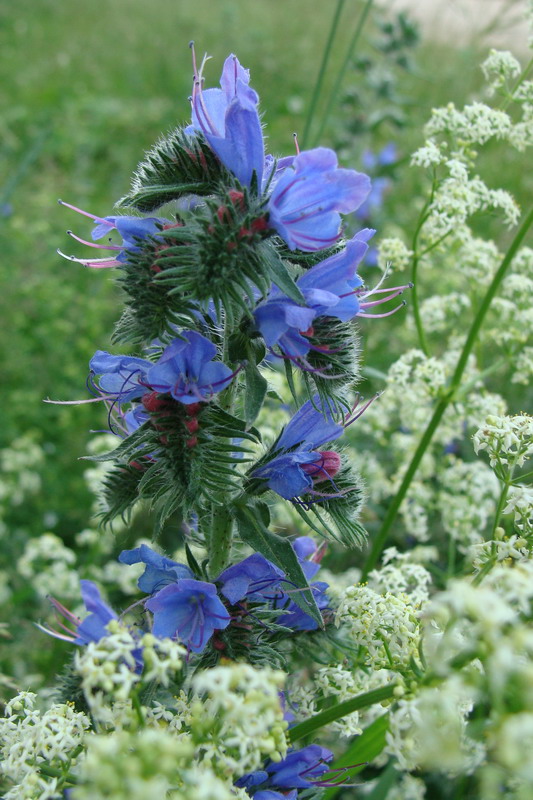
top-left (501, 55), bottom-right (533, 111)
top-left (288, 683), bottom-right (396, 742)
top-left (362, 205), bottom-right (533, 579)
top-left (131, 691), bottom-right (146, 728)
top-left (312, 0), bottom-right (374, 147)
top-left (39, 763), bottom-right (79, 785)
top-left (207, 505), bottom-right (233, 578)
top-left (409, 179), bottom-right (437, 357)
top-left (301, 0), bottom-right (346, 149)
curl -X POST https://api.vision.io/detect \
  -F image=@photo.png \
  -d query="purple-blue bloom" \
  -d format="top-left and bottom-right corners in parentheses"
top-left (90, 351), bottom-right (152, 403)
top-left (253, 229), bottom-right (374, 361)
top-left (42, 581), bottom-right (118, 647)
top-left (57, 200), bottom-right (170, 269)
top-left (267, 148), bottom-right (371, 251)
top-left (118, 544), bottom-right (193, 594)
top-left (75, 580), bottom-right (118, 645)
top-left (266, 745), bottom-right (334, 788)
top-left (252, 397), bottom-right (344, 500)
top-left (216, 553), bottom-right (285, 604)
top-left (145, 578), bottom-right (231, 653)
top-left (188, 49), bottom-right (264, 189)
top-left (91, 215), bottom-right (169, 262)
top-left (146, 330), bottom-right (234, 405)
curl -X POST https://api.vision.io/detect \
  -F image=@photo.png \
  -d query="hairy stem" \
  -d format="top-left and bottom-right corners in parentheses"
top-left (362, 205), bottom-right (533, 578)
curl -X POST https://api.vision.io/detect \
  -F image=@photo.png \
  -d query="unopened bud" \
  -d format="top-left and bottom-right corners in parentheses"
top-left (302, 450), bottom-right (341, 482)
top-left (185, 417), bottom-right (200, 434)
top-left (142, 391), bottom-right (167, 413)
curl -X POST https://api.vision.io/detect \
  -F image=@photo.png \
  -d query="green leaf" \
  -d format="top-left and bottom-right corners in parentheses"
top-left (321, 714), bottom-right (391, 800)
top-left (234, 503), bottom-right (323, 629)
top-left (119, 182), bottom-right (211, 211)
top-left (288, 684), bottom-right (396, 742)
top-left (260, 245), bottom-right (305, 304)
top-left (244, 362), bottom-right (268, 427)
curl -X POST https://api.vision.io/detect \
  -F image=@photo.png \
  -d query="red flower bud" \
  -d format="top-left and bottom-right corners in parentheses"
top-left (185, 417), bottom-right (200, 434)
top-left (142, 391), bottom-right (167, 412)
top-left (184, 403), bottom-right (202, 416)
top-left (186, 436), bottom-right (198, 448)
top-left (301, 450), bottom-right (341, 482)
top-left (228, 190), bottom-right (245, 210)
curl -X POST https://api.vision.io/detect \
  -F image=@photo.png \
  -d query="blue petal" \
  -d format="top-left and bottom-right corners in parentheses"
top-left (205, 97), bottom-right (264, 187)
top-left (276, 397), bottom-right (343, 452)
top-left (118, 545), bottom-right (193, 594)
top-left (253, 452), bottom-right (318, 499)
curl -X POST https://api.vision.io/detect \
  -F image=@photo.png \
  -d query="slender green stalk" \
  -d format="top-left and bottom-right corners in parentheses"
top-left (409, 177), bottom-right (438, 357)
top-left (208, 505), bottom-right (233, 578)
top-left (39, 763), bottom-right (79, 785)
top-left (301, 0), bottom-right (346, 149)
top-left (288, 683), bottom-right (396, 742)
top-left (312, 0), bottom-right (374, 148)
top-left (362, 205), bottom-right (533, 579)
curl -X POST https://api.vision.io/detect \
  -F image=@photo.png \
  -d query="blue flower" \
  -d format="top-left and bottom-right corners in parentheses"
top-left (188, 49), bottom-right (264, 189)
top-left (253, 230), bottom-right (374, 361)
top-left (146, 330), bottom-right (234, 405)
top-left (57, 200), bottom-right (169, 269)
top-left (266, 745), bottom-right (334, 789)
top-left (118, 544), bottom-right (193, 594)
top-left (89, 351), bottom-right (152, 403)
top-left (145, 578), bottom-right (231, 653)
top-left (91, 215), bottom-right (169, 262)
top-left (216, 553), bottom-right (285, 604)
top-left (74, 580), bottom-right (118, 645)
top-left (252, 397), bottom-right (344, 500)
top-left (40, 580), bottom-right (118, 646)
top-left (267, 148), bottom-right (371, 251)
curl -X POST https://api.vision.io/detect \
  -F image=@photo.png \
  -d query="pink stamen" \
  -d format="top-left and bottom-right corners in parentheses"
top-left (57, 249), bottom-right (120, 269)
top-left (58, 199), bottom-right (114, 227)
top-left (357, 301), bottom-right (406, 318)
top-left (293, 132), bottom-right (300, 154)
top-left (67, 230), bottom-right (122, 251)
top-left (344, 392), bottom-right (381, 428)
top-left (359, 289), bottom-right (405, 308)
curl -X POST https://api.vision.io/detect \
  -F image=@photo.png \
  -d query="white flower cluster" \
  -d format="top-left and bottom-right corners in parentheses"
top-left (185, 662), bottom-right (289, 780)
top-left (0, 435), bottom-right (43, 540)
top-left (437, 456), bottom-right (499, 550)
top-left (425, 102), bottom-right (512, 146)
top-left (473, 413), bottom-right (533, 470)
top-left (504, 485), bottom-right (533, 536)
top-left (386, 675), bottom-right (484, 774)
top-left (0, 691), bottom-right (89, 799)
top-left (414, 292), bottom-right (471, 334)
top-left (75, 623), bottom-right (186, 726)
top-left (336, 584), bottom-right (422, 672)
top-left (376, 237), bottom-right (413, 272)
top-left (368, 548), bottom-right (432, 605)
top-left (17, 532), bottom-right (79, 600)
top-left (481, 49), bottom-right (522, 92)
top-left (71, 728), bottom-right (239, 800)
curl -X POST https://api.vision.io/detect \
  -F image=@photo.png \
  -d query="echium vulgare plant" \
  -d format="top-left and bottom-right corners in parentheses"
top-left (0, 45), bottom-right (412, 799)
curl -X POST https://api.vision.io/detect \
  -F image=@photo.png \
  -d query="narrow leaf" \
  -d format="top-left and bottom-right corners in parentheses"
top-left (261, 245), bottom-right (306, 304)
top-left (288, 684), bottom-right (396, 742)
top-left (244, 362), bottom-right (268, 427)
top-left (321, 714), bottom-right (390, 800)
top-left (234, 504), bottom-right (323, 629)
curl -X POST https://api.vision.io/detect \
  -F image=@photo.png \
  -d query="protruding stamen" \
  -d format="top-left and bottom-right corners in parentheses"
top-left (293, 132), bottom-right (300, 155)
top-left (344, 392), bottom-right (382, 428)
top-left (357, 300), bottom-right (406, 318)
top-left (66, 230), bottom-right (121, 251)
top-left (58, 200), bottom-right (114, 226)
